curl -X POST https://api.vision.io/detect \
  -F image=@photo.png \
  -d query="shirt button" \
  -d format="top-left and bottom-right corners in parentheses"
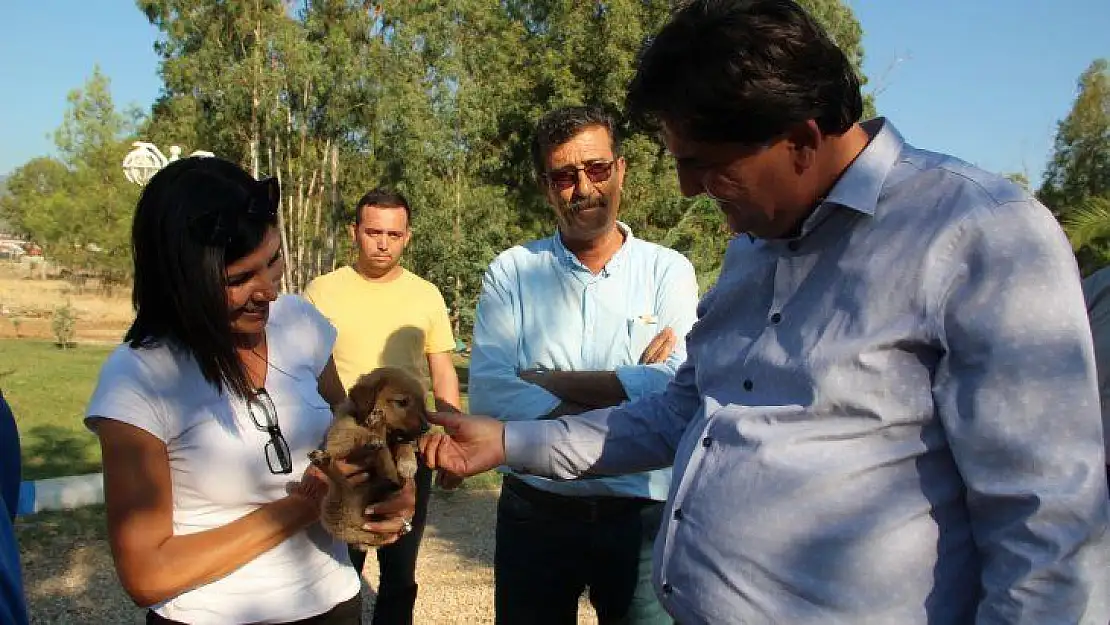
top-left (673, 508), bottom-right (684, 521)
top-left (769, 312), bottom-right (782, 324)
top-left (662, 583), bottom-right (673, 595)
top-left (743, 379), bottom-right (753, 391)
top-left (701, 436), bottom-right (712, 448)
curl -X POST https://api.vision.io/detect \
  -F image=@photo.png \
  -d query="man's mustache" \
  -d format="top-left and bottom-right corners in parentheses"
top-left (568, 197), bottom-right (606, 214)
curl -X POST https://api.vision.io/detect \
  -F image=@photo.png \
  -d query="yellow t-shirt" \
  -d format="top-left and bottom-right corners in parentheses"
top-left (304, 266), bottom-right (456, 391)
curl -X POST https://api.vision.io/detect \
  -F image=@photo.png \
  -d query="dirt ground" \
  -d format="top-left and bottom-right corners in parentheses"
top-left (0, 263), bottom-right (134, 343)
top-left (17, 487), bottom-right (602, 624)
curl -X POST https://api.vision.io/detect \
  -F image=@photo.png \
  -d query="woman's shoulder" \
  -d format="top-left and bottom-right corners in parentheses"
top-left (100, 341), bottom-right (176, 379)
top-left (269, 294), bottom-right (336, 374)
top-left (270, 293), bottom-right (326, 326)
top-left (95, 340), bottom-right (203, 400)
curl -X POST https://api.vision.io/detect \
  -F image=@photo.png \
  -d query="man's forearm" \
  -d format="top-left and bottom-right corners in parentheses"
top-left (541, 400), bottom-right (590, 420)
top-left (428, 352), bottom-right (463, 412)
top-left (538, 371), bottom-right (628, 408)
top-left (432, 384), bottom-right (462, 413)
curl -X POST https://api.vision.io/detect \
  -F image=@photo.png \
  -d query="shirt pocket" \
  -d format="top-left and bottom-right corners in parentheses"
top-left (628, 314), bottom-right (660, 363)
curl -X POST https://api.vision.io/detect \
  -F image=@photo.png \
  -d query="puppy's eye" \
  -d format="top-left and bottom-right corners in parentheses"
top-left (391, 397), bottom-right (410, 409)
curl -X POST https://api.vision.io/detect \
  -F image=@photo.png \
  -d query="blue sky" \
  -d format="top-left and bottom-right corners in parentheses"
top-left (1, 2), bottom-right (1108, 185)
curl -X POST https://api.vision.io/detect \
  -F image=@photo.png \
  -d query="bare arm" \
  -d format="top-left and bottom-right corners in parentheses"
top-left (519, 327), bottom-right (678, 409)
top-left (426, 350), bottom-right (465, 489)
top-left (543, 400), bottom-right (591, 419)
top-left (427, 351), bottom-right (462, 412)
top-left (91, 418), bottom-right (321, 607)
top-left (316, 356), bottom-right (347, 409)
top-left (520, 370), bottom-right (628, 409)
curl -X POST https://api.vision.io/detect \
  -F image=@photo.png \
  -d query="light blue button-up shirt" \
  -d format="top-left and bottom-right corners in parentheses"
top-left (470, 222), bottom-right (699, 500)
top-left (506, 120), bottom-right (1110, 624)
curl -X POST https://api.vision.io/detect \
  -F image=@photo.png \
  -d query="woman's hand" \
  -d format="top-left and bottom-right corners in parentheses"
top-left (286, 464), bottom-right (329, 514)
top-left (360, 479), bottom-right (418, 547)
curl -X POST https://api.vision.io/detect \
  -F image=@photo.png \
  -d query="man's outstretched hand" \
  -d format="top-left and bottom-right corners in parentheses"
top-left (420, 412), bottom-right (507, 478)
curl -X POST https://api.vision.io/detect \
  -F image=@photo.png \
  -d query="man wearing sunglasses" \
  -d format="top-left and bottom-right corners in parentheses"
top-left (467, 105), bottom-right (699, 624)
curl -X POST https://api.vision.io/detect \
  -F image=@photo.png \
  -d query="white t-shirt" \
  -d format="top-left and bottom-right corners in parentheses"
top-left (86, 294), bottom-right (360, 624)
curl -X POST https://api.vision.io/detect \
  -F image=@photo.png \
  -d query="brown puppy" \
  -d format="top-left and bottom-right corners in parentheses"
top-left (308, 366), bottom-right (428, 549)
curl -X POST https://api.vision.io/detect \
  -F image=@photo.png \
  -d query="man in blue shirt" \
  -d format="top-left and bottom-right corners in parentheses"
top-left (1, 390), bottom-right (29, 625)
top-left (423, 2), bottom-right (1110, 624)
top-left (468, 105), bottom-right (699, 624)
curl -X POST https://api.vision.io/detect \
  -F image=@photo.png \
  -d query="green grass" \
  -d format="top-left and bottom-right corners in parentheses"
top-left (1, 339), bottom-right (113, 480)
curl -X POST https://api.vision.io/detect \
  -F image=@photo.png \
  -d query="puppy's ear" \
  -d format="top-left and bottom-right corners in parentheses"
top-left (352, 371), bottom-right (393, 409)
top-left (332, 398), bottom-right (356, 418)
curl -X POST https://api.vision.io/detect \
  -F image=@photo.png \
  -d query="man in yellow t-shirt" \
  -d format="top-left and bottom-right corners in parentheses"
top-left (305, 188), bottom-right (461, 625)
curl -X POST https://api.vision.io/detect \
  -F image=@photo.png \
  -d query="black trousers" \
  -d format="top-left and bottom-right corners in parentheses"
top-left (146, 593), bottom-right (362, 624)
top-left (494, 475), bottom-right (673, 625)
top-left (348, 461), bottom-right (432, 625)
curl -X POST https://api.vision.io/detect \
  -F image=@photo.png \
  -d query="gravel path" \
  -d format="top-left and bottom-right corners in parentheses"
top-left (17, 486), bottom-right (600, 624)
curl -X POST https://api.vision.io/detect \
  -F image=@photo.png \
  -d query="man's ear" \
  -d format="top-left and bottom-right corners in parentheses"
top-left (787, 119), bottom-right (822, 172)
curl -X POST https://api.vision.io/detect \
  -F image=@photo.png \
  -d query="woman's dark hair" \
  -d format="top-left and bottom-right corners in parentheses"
top-left (125, 157), bottom-right (280, 398)
top-left (530, 105), bottom-right (622, 176)
top-left (626, 0), bottom-right (863, 144)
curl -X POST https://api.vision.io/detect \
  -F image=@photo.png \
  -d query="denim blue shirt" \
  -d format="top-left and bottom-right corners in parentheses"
top-left (470, 222), bottom-right (699, 500)
top-left (506, 120), bottom-right (1110, 624)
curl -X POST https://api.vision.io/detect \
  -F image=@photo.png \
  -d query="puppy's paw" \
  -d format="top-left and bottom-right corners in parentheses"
top-left (308, 449), bottom-right (332, 466)
top-left (369, 408), bottom-right (385, 426)
top-left (397, 456), bottom-right (418, 480)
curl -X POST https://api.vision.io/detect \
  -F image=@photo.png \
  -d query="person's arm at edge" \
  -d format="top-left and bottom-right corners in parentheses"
top-left (931, 200), bottom-right (1109, 624)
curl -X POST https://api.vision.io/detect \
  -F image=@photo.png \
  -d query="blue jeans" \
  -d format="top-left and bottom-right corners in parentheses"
top-left (494, 476), bottom-right (673, 625)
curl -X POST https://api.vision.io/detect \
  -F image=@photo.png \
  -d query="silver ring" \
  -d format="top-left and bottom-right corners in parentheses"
top-left (399, 518), bottom-right (413, 536)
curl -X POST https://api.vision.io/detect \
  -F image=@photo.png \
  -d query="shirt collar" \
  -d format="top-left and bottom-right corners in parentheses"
top-left (790, 118), bottom-right (904, 240)
top-left (554, 221), bottom-right (635, 275)
top-left (821, 117), bottom-right (905, 217)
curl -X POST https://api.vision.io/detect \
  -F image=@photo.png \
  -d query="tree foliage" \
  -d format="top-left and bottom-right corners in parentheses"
top-left (1041, 59), bottom-right (1110, 216)
top-left (1041, 59), bottom-right (1110, 274)
top-left (0, 67), bottom-right (140, 285)
top-left (3, 0), bottom-right (874, 339)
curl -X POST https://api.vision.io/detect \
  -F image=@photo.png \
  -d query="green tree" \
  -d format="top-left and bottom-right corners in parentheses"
top-left (0, 67), bottom-right (139, 285)
top-left (0, 157), bottom-right (71, 239)
top-left (133, 0), bottom-right (872, 338)
top-left (1040, 59), bottom-right (1110, 216)
top-left (1040, 59), bottom-right (1110, 274)
top-left (139, 0), bottom-right (382, 291)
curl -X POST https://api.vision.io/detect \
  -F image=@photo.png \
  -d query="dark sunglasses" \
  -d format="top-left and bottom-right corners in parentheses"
top-left (247, 388), bottom-right (293, 475)
top-left (544, 160), bottom-right (615, 191)
top-left (188, 176), bottom-right (281, 246)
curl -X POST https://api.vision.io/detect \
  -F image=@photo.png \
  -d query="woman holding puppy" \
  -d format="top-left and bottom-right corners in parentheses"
top-left (85, 157), bottom-right (414, 624)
